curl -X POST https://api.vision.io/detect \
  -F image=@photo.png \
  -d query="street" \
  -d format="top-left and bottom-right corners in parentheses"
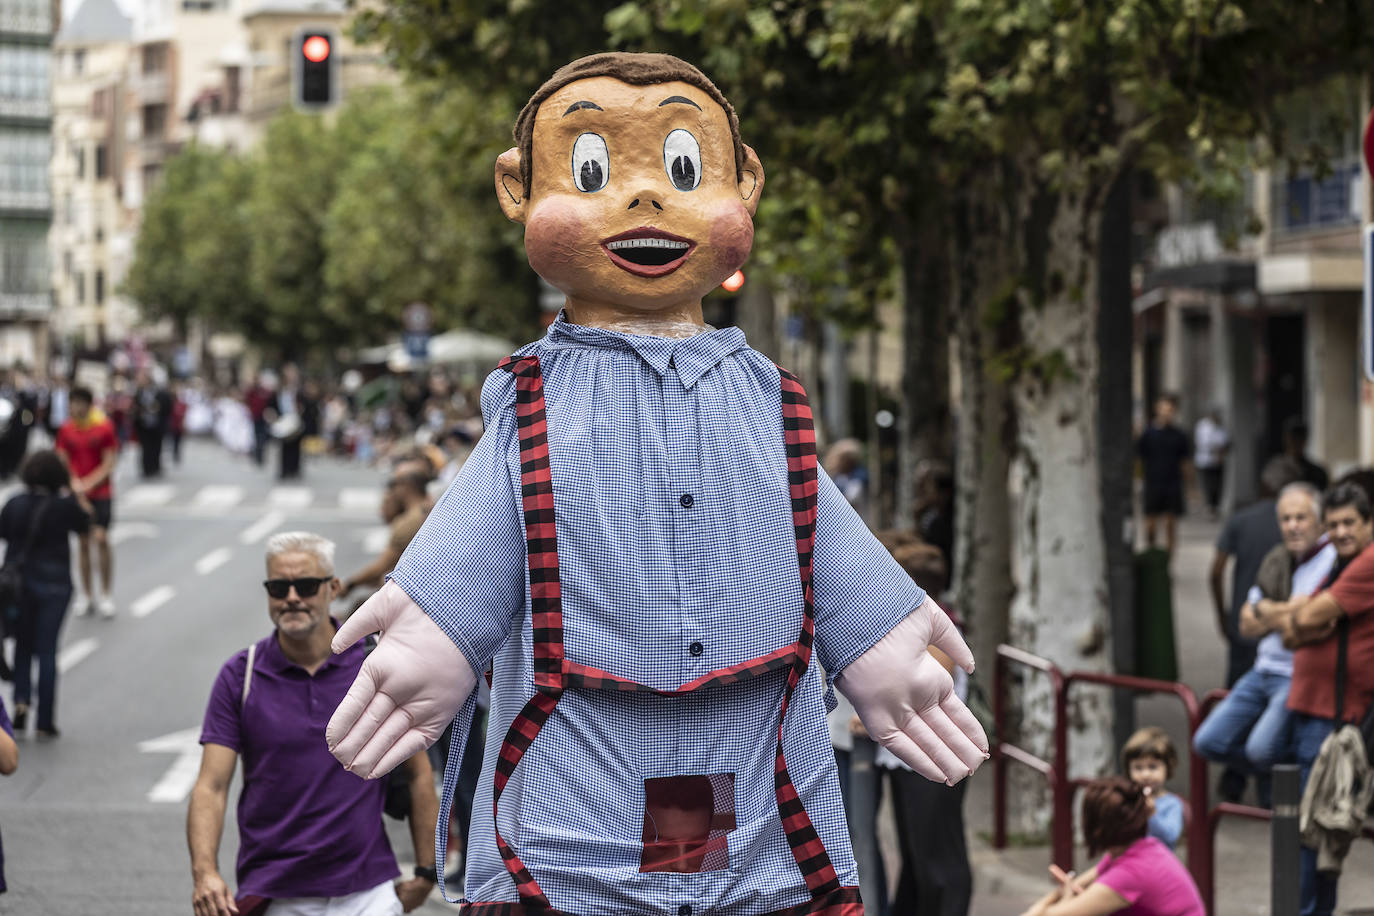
top-left (0, 439), bottom-right (454, 914)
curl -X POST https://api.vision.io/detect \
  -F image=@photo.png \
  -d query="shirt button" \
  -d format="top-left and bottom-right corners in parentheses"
top-left (679, 906), bottom-right (692, 916)
top-left (689, 641), bottom-right (703, 657)
top-left (679, 493), bottom-right (694, 508)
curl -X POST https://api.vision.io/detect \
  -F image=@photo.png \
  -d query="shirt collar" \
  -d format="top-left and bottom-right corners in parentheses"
top-left (544, 310), bottom-right (749, 389)
top-left (260, 618), bottom-right (354, 674)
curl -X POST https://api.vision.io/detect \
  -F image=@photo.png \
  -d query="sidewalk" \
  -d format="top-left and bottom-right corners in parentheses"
top-left (947, 513), bottom-right (1374, 915)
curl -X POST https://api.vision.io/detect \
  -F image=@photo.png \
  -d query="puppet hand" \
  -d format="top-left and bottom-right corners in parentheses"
top-left (326, 581), bottom-right (476, 779)
top-left (836, 600), bottom-right (988, 785)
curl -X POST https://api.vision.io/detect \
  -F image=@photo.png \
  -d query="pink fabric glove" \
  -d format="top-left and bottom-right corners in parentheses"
top-left (326, 581), bottom-right (477, 779)
top-left (835, 599), bottom-right (989, 785)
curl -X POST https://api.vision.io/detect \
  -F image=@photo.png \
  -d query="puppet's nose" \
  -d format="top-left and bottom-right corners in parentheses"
top-left (627, 198), bottom-right (665, 211)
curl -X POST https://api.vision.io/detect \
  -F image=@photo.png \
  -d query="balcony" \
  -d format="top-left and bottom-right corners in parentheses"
top-left (1271, 158), bottom-right (1362, 235)
top-left (0, 96), bottom-right (51, 121)
top-left (0, 293), bottom-right (51, 320)
top-left (0, 6), bottom-right (52, 37)
top-left (131, 70), bottom-right (170, 103)
top-left (0, 188), bottom-right (52, 213)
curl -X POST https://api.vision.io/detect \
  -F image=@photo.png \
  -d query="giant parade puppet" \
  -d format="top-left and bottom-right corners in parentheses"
top-left (326, 52), bottom-right (988, 916)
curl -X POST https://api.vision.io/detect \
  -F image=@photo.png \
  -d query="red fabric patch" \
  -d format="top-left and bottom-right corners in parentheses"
top-left (640, 774), bottom-right (736, 873)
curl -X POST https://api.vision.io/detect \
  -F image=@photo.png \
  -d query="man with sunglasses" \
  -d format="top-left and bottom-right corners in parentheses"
top-left (188, 532), bottom-right (439, 916)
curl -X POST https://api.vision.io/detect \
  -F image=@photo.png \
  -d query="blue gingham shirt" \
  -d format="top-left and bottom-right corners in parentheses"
top-left (391, 313), bottom-right (928, 914)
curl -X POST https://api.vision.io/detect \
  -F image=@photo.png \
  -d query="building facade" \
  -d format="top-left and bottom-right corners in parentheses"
top-left (0, 0), bottom-right (57, 370)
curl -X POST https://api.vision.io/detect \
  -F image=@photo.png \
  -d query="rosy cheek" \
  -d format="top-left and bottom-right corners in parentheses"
top-left (708, 204), bottom-right (754, 276)
top-left (524, 200), bottom-right (592, 279)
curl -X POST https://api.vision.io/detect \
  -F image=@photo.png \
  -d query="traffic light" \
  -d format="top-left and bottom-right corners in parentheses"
top-left (293, 28), bottom-right (337, 109)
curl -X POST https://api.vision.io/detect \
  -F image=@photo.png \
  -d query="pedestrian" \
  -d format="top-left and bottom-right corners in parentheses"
top-left (1, 450), bottom-right (91, 738)
top-left (273, 365), bottom-right (310, 481)
top-left (1019, 777), bottom-right (1205, 916)
top-left (0, 698), bottom-right (16, 893)
top-left (132, 367), bottom-right (172, 479)
top-left (882, 540), bottom-right (972, 916)
top-left (1119, 727), bottom-right (1182, 849)
top-left (245, 375), bottom-right (274, 467)
top-left (1282, 417), bottom-right (1329, 491)
top-left (1279, 482), bottom-right (1374, 916)
top-left (1137, 393), bottom-right (1191, 554)
top-left (168, 381), bottom-right (188, 465)
top-left (1193, 482), bottom-right (1334, 807)
top-left (1193, 407), bottom-right (1229, 518)
top-left (1208, 455), bottom-right (1300, 802)
top-left (340, 469), bottom-right (429, 597)
top-left (54, 386), bottom-right (117, 618)
top-left (187, 531), bottom-right (439, 916)
top-left (824, 438), bottom-right (869, 518)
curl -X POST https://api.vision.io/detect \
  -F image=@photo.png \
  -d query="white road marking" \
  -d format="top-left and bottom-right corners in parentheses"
top-left (110, 522), bottom-right (159, 545)
top-left (124, 484), bottom-right (176, 507)
top-left (361, 527), bottom-right (389, 554)
top-left (194, 547), bottom-right (232, 575)
top-left (268, 486), bottom-right (312, 509)
top-left (191, 485), bottom-right (244, 510)
top-left (339, 487), bottom-right (380, 512)
top-left (239, 510), bottom-right (286, 545)
top-left (138, 727), bottom-right (203, 803)
top-left (57, 637), bottom-right (99, 674)
top-left (131, 585), bottom-right (175, 618)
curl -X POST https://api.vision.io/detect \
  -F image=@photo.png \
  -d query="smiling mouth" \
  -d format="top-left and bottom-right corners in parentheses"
top-left (602, 228), bottom-right (695, 277)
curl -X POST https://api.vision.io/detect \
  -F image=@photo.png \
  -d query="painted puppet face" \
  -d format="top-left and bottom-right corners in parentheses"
top-left (495, 76), bottom-right (763, 316)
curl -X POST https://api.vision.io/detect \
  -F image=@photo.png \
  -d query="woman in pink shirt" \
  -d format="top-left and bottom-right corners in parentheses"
top-left (1021, 777), bottom-right (1205, 916)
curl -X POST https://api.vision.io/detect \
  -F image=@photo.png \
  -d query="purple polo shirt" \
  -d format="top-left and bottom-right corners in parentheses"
top-left (199, 631), bottom-right (398, 899)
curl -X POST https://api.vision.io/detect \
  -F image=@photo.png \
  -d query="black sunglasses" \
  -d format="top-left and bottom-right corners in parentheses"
top-left (263, 577), bottom-right (330, 599)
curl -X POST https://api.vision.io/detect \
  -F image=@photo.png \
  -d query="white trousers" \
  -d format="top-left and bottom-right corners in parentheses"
top-left (264, 879), bottom-right (403, 916)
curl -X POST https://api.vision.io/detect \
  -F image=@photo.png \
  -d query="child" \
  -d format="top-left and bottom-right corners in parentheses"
top-left (1121, 726), bottom-right (1183, 848)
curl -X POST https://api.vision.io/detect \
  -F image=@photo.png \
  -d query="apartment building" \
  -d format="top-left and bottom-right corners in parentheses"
top-left (1137, 76), bottom-right (1370, 506)
top-left (0, 0), bottom-right (57, 369)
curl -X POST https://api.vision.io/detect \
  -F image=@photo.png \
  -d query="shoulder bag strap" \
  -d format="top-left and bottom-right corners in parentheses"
top-left (241, 643), bottom-right (256, 710)
top-left (1335, 616), bottom-right (1349, 725)
top-left (12, 495), bottom-right (54, 568)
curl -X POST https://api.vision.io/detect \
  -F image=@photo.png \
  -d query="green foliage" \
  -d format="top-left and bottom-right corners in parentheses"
top-left (125, 85), bottom-right (540, 359)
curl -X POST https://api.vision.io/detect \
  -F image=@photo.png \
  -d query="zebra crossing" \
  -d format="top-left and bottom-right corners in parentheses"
top-left (114, 482), bottom-right (383, 518)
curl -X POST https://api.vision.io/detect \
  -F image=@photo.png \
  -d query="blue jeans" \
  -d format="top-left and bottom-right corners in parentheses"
top-left (835, 743), bottom-right (888, 916)
top-left (12, 578), bottom-right (73, 731)
top-left (1292, 714), bottom-right (1338, 916)
top-left (1194, 668), bottom-right (1294, 803)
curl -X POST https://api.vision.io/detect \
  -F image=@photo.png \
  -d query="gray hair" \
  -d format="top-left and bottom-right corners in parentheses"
top-left (265, 531), bottom-right (336, 575)
top-left (1277, 481), bottom-right (1322, 518)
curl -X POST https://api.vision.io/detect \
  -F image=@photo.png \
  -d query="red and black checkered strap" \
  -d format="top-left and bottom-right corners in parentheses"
top-left (499, 354), bottom-right (564, 693)
top-left (458, 885), bottom-right (862, 915)
top-left (773, 366), bottom-right (839, 897)
top-left (491, 688), bottom-right (561, 908)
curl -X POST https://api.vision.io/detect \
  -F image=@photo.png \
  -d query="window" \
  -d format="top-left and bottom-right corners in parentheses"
top-left (142, 44), bottom-right (168, 74)
top-left (0, 132), bottom-right (52, 201)
top-left (0, 45), bottom-right (50, 112)
top-left (0, 222), bottom-right (49, 296)
top-left (75, 271), bottom-right (85, 304)
top-left (95, 144), bottom-right (107, 179)
top-left (95, 270), bottom-right (105, 304)
top-left (73, 50), bottom-right (85, 76)
top-left (142, 104), bottom-right (167, 139)
top-left (76, 146), bottom-right (85, 179)
top-left (63, 250), bottom-right (72, 278)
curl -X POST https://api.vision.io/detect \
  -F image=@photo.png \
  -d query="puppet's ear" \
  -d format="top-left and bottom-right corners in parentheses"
top-left (494, 147), bottom-right (527, 224)
top-left (738, 144), bottom-right (764, 217)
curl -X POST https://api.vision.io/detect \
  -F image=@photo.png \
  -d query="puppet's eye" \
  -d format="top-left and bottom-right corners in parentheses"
top-left (664, 129), bottom-right (701, 191)
top-left (572, 133), bottom-right (609, 192)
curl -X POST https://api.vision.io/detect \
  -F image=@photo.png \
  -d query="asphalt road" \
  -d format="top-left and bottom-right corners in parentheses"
top-left (0, 438), bottom-right (458, 914)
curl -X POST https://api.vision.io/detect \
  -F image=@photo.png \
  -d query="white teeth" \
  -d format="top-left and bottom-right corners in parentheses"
top-left (606, 238), bottom-right (690, 250)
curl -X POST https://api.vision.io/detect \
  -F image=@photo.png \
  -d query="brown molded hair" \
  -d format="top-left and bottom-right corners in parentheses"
top-left (1082, 776), bottom-right (1151, 856)
top-left (514, 52), bottom-right (745, 199)
top-left (1121, 725), bottom-right (1177, 779)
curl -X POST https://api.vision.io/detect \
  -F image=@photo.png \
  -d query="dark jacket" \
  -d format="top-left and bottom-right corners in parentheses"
top-left (0, 491), bottom-right (91, 587)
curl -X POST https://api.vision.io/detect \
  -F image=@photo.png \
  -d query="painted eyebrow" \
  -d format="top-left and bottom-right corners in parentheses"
top-left (562, 100), bottom-right (603, 116)
top-left (659, 95), bottom-right (702, 110)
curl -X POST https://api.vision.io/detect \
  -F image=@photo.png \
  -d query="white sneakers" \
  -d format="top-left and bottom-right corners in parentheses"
top-left (74, 595), bottom-right (116, 618)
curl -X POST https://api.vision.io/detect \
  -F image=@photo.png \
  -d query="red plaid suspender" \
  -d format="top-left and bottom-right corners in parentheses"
top-left (488, 355), bottom-right (843, 910)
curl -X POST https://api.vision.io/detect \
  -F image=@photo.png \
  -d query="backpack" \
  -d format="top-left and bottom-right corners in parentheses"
top-left (240, 639), bottom-right (410, 820)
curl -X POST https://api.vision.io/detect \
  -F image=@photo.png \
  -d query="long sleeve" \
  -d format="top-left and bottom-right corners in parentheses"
top-left (389, 394), bottom-right (525, 677)
top-left (811, 466), bottom-right (928, 675)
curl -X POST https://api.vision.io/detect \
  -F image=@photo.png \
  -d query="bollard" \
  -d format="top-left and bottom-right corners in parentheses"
top-left (1271, 764), bottom-right (1301, 916)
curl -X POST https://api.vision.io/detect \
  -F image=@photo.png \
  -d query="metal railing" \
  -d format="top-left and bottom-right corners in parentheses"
top-left (991, 645), bottom-right (1217, 914)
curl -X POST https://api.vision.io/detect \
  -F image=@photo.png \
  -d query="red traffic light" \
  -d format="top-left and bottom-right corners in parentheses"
top-left (303, 35), bottom-right (331, 63)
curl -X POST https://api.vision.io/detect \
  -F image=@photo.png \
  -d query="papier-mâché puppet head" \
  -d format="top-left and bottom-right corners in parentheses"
top-left (494, 53), bottom-right (764, 327)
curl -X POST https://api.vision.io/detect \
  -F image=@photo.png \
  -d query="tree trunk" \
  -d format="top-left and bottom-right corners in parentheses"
top-left (895, 215), bottom-right (952, 532)
top-left (950, 190), bottom-right (1015, 687)
top-left (1008, 174), bottom-right (1115, 807)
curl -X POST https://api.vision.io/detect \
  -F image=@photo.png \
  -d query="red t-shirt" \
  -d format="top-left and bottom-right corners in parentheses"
top-left (1288, 543), bottom-right (1374, 722)
top-left (56, 417), bottom-right (118, 500)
